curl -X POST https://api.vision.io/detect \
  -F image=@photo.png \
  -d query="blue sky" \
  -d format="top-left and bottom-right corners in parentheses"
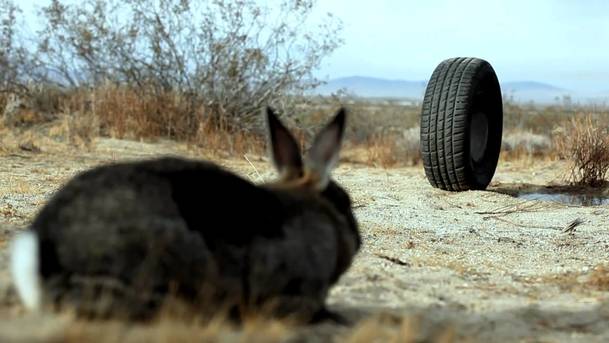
top-left (17, 0), bottom-right (609, 93)
top-left (313, 0), bottom-right (609, 93)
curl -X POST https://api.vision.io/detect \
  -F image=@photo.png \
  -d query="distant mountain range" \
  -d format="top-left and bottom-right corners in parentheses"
top-left (315, 76), bottom-right (609, 105)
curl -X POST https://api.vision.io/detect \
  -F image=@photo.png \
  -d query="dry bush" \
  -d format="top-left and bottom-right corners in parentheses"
top-left (364, 133), bottom-right (401, 168)
top-left (502, 100), bottom-right (580, 134)
top-left (88, 85), bottom-right (196, 140)
top-left (343, 313), bottom-right (456, 343)
top-left (65, 85), bottom-right (268, 155)
top-left (2, 93), bottom-right (54, 127)
top-left (33, 0), bottom-right (342, 130)
top-left (5, 315), bottom-right (291, 343)
top-left (345, 100), bottom-right (420, 144)
top-left (194, 116), bottom-right (266, 157)
top-left (364, 127), bottom-right (420, 168)
top-left (553, 115), bottom-right (609, 186)
top-left (1, 84), bottom-right (67, 128)
top-left (587, 264), bottom-right (609, 291)
top-left (59, 111), bottom-right (100, 148)
top-left (0, 113), bottom-right (63, 155)
top-left (501, 130), bottom-right (552, 159)
top-left (60, 319), bottom-right (288, 343)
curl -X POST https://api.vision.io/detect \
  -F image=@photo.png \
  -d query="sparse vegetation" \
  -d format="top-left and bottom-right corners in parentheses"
top-left (6, 86), bottom-right (609, 169)
top-left (2, 0), bottom-right (609, 169)
top-left (553, 114), bottom-right (609, 186)
top-left (342, 314), bottom-right (455, 343)
top-left (501, 130), bottom-right (552, 158)
top-left (1, 0), bottom-right (343, 131)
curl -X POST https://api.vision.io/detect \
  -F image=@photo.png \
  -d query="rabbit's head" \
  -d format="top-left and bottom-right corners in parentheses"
top-left (265, 107), bottom-right (361, 260)
top-left (266, 107), bottom-right (346, 189)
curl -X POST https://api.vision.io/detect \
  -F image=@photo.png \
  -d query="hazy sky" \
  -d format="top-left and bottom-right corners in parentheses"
top-left (18, 0), bottom-right (609, 93)
top-left (313, 0), bottom-right (609, 93)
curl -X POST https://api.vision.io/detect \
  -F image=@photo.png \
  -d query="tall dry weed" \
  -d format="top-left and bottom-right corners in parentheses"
top-left (553, 115), bottom-right (609, 186)
top-left (364, 127), bottom-right (421, 168)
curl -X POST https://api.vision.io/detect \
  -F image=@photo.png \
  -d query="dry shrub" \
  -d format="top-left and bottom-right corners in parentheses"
top-left (63, 320), bottom-right (287, 343)
top-left (501, 130), bottom-right (552, 160)
top-left (587, 264), bottom-right (609, 290)
top-left (2, 93), bottom-right (54, 127)
top-left (27, 84), bottom-right (65, 114)
top-left (553, 115), bottom-right (609, 186)
top-left (0, 116), bottom-right (62, 155)
top-left (194, 116), bottom-right (266, 157)
top-left (59, 111), bottom-right (100, 149)
top-left (503, 104), bottom-right (575, 135)
top-left (2, 296), bottom-right (291, 342)
top-left (56, 85), bottom-right (266, 156)
top-left (27, 315), bottom-right (290, 343)
top-left (1, 84), bottom-right (67, 128)
top-left (365, 133), bottom-right (400, 168)
top-left (364, 127), bottom-right (421, 168)
top-left (346, 101), bottom-right (420, 144)
top-left (343, 313), bottom-right (455, 343)
top-left (60, 85), bottom-right (197, 140)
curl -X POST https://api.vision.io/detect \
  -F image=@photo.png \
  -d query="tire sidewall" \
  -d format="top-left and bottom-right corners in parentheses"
top-left (463, 62), bottom-right (503, 190)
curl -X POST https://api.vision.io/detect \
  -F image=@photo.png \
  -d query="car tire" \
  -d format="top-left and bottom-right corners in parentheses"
top-left (420, 57), bottom-right (503, 191)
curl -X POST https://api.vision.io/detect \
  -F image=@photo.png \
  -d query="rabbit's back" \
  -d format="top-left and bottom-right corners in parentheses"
top-left (32, 157), bottom-right (285, 317)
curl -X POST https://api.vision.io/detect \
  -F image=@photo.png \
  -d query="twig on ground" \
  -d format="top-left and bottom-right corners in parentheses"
top-left (485, 216), bottom-right (562, 230)
top-left (563, 218), bottom-right (584, 234)
top-left (244, 154), bottom-right (263, 182)
top-left (476, 201), bottom-right (551, 217)
top-left (375, 253), bottom-right (410, 267)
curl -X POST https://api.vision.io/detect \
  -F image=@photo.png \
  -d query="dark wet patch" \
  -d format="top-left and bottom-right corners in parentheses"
top-left (517, 192), bottom-right (609, 206)
top-left (491, 183), bottom-right (609, 206)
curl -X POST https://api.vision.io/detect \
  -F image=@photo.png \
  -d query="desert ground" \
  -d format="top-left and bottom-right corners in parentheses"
top-left (1, 137), bottom-right (609, 342)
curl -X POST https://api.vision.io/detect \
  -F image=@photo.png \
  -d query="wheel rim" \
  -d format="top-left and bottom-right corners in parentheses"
top-left (469, 111), bottom-right (489, 163)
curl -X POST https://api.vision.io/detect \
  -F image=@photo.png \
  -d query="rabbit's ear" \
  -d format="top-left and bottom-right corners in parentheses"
top-left (266, 107), bottom-right (303, 180)
top-left (306, 108), bottom-right (346, 190)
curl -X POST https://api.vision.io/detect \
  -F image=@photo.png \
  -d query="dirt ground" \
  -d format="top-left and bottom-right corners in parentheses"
top-left (1, 137), bottom-right (609, 342)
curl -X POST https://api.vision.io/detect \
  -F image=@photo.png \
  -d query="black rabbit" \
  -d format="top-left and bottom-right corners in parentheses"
top-left (10, 107), bottom-right (360, 322)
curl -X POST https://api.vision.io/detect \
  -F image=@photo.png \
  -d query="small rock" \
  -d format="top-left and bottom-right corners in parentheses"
top-left (19, 141), bottom-right (41, 153)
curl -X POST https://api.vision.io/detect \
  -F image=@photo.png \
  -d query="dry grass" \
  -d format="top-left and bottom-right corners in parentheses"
top-left (0, 310), bottom-right (467, 343)
top-left (363, 127), bottom-right (421, 168)
top-left (520, 263), bottom-right (609, 295)
top-left (500, 130), bottom-right (553, 160)
top-left (364, 134), bottom-right (402, 168)
top-left (5, 176), bottom-right (33, 194)
top-left (0, 294), bottom-right (461, 343)
top-left (586, 264), bottom-right (609, 290)
top-left (193, 117), bottom-right (266, 158)
top-left (4, 85), bottom-right (609, 168)
top-left (342, 313), bottom-right (457, 343)
top-left (553, 114), bottom-right (609, 186)
top-left (0, 313), bottom-right (292, 343)
top-left (61, 85), bottom-right (198, 140)
top-left (61, 318), bottom-right (289, 343)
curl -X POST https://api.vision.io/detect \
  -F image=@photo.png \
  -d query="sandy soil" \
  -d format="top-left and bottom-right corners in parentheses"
top-left (1, 138), bottom-right (609, 342)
